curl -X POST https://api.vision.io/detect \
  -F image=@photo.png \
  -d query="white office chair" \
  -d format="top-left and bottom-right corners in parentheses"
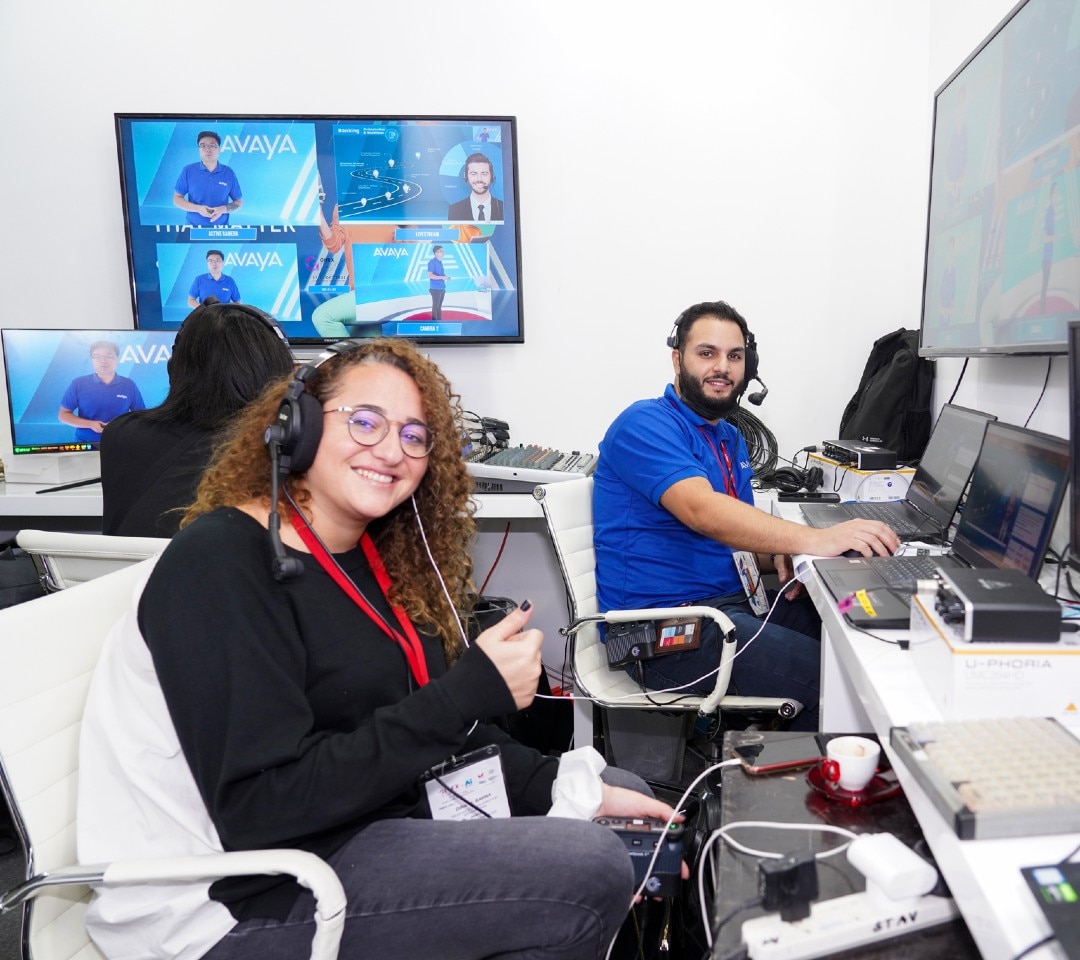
top-left (14, 529), bottom-right (170, 593)
top-left (534, 478), bottom-right (801, 780)
top-left (0, 560), bottom-right (346, 960)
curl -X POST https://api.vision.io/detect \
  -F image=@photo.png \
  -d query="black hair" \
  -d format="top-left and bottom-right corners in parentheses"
top-left (462, 152), bottom-right (494, 176)
top-left (142, 301), bottom-right (294, 430)
top-left (671, 300), bottom-right (750, 352)
top-left (205, 249), bottom-right (224, 261)
top-left (196, 130), bottom-right (221, 147)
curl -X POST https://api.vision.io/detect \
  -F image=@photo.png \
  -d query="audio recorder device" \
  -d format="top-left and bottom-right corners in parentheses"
top-left (820, 440), bottom-right (898, 471)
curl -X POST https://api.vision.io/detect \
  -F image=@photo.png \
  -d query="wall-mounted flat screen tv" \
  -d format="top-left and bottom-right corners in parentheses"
top-left (114, 114), bottom-right (524, 346)
top-left (919, 0), bottom-right (1080, 357)
top-left (2, 328), bottom-right (175, 455)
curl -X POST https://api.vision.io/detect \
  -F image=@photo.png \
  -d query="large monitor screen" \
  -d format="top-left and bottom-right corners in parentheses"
top-left (114, 114), bottom-right (524, 346)
top-left (1069, 318), bottom-right (1080, 572)
top-left (2, 328), bottom-right (175, 455)
top-left (919, 0), bottom-right (1080, 357)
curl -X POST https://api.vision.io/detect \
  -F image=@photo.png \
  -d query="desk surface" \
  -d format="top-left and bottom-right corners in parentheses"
top-left (713, 730), bottom-right (979, 959)
top-left (776, 500), bottom-right (1077, 960)
top-left (0, 481), bottom-right (544, 529)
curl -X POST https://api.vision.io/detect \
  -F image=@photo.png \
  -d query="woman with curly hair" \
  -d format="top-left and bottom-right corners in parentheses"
top-left (78, 338), bottom-right (676, 960)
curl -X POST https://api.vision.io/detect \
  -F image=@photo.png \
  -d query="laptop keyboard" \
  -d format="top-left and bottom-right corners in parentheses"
top-left (846, 502), bottom-right (923, 536)
top-left (866, 553), bottom-right (946, 590)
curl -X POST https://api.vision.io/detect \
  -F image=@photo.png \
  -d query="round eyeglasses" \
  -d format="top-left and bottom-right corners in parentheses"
top-left (328, 406), bottom-right (434, 458)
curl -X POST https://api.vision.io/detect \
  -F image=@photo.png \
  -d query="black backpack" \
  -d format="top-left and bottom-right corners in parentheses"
top-left (838, 328), bottom-right (935, 463)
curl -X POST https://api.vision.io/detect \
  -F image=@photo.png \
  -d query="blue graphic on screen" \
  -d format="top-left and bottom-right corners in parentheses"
top-left (156, 243), bottom-right (302, 325)
top-left (3, 329), bottom-right (175, 454)
top-left (116, 115), bottom-right (523, 344)
top-left (351, 242), bottom-right (492, 328)
top-left (332, 122), bottom-right (505, 224)
top-left (130, 120), bottom-right (320, 227)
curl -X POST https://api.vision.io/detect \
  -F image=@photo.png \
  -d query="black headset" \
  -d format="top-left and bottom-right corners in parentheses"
top-left (264, 340), bottom-right (366, 581)
top-left (759, 465), bottom-right (824, 494)
top-left (665, 303), bottom-right (768, 405)
top-left (265, 340), bottom-right (364, 477)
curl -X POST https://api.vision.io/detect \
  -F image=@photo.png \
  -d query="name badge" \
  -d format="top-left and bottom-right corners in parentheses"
top-left (420, 745), bottom-right (510, 821)
top-left (734, 550), bottom-right (770, 616)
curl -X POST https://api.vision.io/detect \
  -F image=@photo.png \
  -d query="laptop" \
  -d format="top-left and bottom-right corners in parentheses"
top-left (814, 420), bottom-right (1070, 624)
top-left (800, 403), bottom-right (996, 541)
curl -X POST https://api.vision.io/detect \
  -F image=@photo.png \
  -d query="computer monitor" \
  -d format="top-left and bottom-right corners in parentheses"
top-left (2, 328), bottom-right (175, 456)
top-left (918, 0), bottom-right (1080, 358)
top-left (1069, 318), bottom-right (1080, 572)
top-left (114, 114), bottom-right (524, 346)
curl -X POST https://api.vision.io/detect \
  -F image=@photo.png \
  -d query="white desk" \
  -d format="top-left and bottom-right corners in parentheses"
top-left (0, 481), bottom-right (543, 530)
top-left (779, 502), bottom-right (1075, 960)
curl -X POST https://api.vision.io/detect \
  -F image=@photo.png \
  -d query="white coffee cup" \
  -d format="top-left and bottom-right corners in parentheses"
top-left (821, 736), bottom-right (880, 792)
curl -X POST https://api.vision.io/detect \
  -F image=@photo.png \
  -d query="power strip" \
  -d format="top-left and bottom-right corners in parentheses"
top-left (741, 891), bottom-right (958, 960)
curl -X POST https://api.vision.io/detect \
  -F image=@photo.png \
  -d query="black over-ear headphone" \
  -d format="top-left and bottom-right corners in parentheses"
top-left (666, 303), bottom-right (767, 403)
top-left (760, 465), bottom-right (824, 494)
top-left (264, 340), bottom-right (366, 581)
top-left (266, 340), bottom-right (365, 476)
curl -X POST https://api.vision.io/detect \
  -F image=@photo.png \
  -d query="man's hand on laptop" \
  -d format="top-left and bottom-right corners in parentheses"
top-left (813, 520), bottom-right (899, 559)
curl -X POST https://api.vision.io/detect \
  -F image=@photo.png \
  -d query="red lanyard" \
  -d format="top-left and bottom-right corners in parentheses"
top-left (697, 426), bottom-right (738, 498)
top-left (289, 511), bottom-right (430, 686)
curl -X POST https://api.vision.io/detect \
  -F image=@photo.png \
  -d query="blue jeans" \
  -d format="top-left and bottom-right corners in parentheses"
top-left (201, 767), bottom-right (648, 960)
top-left (633, 591), bottom-right (821, 731)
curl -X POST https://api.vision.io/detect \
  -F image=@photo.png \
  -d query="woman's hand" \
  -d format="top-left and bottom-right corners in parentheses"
top-left (473, 602), bottom-right (543, 710)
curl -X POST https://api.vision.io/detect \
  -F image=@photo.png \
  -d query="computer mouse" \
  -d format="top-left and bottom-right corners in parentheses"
top-left (840, 549), bottom-right (865, 559)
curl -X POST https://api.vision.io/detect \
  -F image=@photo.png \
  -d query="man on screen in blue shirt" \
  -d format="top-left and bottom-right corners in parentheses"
top-left (427, 245), bottom-right (448, 322)
top-left (58, 341), bottom-right (146, 443)
top-left (592, 300), bottom-right (898, 730)
top-left (187, 249), bottom-right (241, 307)
top-left (173, 131), bottom-right (243, 226)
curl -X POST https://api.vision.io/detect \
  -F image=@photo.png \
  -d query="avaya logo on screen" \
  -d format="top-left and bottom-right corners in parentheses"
top-left (225, 251), bottom-right (283, 271)
top-left (219, 134), bottom-right (297, 159)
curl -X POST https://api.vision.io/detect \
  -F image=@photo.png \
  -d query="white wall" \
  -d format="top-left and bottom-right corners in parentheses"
top-left (0, 0), bottom-right (936, 466)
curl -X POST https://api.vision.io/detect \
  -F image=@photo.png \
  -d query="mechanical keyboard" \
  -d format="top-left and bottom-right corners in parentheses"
top-left (890, 716), bottom-right (1080, 840)
top-left (463, 444), bottom-right (597, 494)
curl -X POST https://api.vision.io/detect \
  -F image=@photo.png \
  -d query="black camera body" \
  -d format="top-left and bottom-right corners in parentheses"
top-left (594, 816), bottom-right (685, 896)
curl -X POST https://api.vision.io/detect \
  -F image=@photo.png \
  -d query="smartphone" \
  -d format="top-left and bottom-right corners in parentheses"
top-left (733, 734), bottom-right (825, 775)
top-left (777, 492), bottom-right (841, 503)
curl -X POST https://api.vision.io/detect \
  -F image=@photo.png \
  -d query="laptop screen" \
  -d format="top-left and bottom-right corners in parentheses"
top-left (952, 421), bottom-right (1070, 577)
top-left (905, 404), bottom-right (995, 528)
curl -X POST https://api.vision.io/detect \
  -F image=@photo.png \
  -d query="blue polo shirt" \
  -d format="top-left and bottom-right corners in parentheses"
top-left (174, 162), bottom-right (242, 226)
top-left (428, 256), bottom-right (446, 290)
top-left (189, 272), bottom-right (241, 304)
top-left (593, 383), bottom-right (754, 611)
top-left (61, 374), bottom-right (146, 443)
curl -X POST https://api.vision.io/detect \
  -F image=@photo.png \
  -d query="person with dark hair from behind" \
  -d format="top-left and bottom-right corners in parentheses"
top-left (99, 299), bottom-right (294, 538)
top-left (79, 337), bottom-right (675, 960)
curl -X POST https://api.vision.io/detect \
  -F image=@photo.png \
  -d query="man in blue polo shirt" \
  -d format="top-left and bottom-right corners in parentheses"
top-left (427, 245), bottom-right (448, 321)
top-left (58, 341), bottom-right (146, 444)
top-left (173, 131), bottom-right (243, 227)
top-left (187, 249), bottom-right (241, 307)
top-left (593, 300), bottom-right (898, 729)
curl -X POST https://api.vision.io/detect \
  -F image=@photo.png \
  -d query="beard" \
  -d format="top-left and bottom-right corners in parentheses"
top-left (677, 369), bottom-right (743, 421)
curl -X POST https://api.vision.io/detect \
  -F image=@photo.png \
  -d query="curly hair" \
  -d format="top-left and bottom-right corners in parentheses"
top-left (183, 339), bottom-right (477, 658)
